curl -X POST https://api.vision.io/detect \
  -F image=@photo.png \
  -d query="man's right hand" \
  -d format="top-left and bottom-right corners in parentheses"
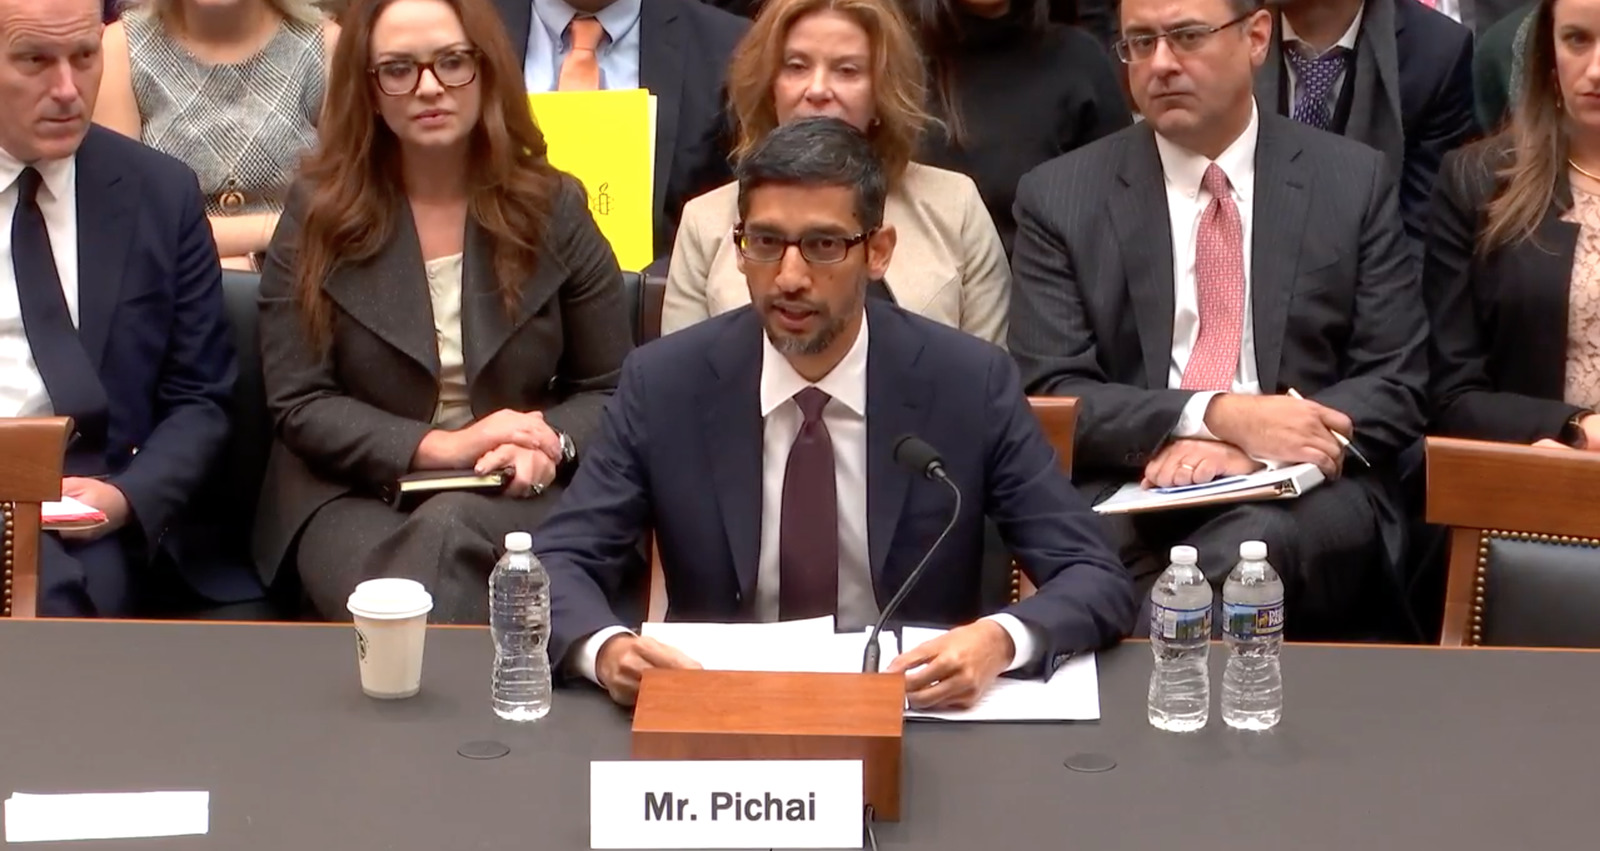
top-left (594, 634), bottom-right (703, 706)
top-left (1204, 394), bottom-right (1352, 478)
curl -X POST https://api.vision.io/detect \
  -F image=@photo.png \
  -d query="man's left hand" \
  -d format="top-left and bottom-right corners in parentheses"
top-left (1143, 438), bottom-right (1265, 489)
top-left (58, 478), bottom-right (129, 541)
top-left (885, 620), bottom-right (1014, 710)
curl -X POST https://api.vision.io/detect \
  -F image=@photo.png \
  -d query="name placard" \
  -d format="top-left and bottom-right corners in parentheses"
top-left (590, 760), bottom-right (863, 849)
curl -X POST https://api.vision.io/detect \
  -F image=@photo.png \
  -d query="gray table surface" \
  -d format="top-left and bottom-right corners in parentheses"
top-left (0, 620), bottom-right (1593, 850)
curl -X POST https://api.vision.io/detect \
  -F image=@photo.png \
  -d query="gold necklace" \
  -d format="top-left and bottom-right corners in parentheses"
top-left (1570, 159), bottom-right (1600, 183)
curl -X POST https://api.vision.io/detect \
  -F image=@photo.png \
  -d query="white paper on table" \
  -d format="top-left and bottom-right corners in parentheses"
top-left (899, 626), bottom-right (1100, 722)
top-left (641, 617), bottom-right (898, 674)
top-left (4, 791), bottom-right (210, 843)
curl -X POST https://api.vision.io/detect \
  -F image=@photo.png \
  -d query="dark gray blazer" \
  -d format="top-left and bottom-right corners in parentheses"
top-left (1257, 0), bottom-right (1476, 242)
top-left (251, 177), bottom-right (633, 586)
top-left (1007, 113), bottom-right (1428, 568)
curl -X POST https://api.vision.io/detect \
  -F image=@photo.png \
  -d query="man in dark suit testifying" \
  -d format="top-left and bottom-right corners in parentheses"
top-left (1008, 0), bottom-right (1427, 635)
top-left (536, 117), bottom-right (1134, 708)
top-left (1258, 0), bottom-right (1475, 242)
top-left (492, 0), bottom-right (747, 257)
top-left (0, 0), bottom-right (236, 615)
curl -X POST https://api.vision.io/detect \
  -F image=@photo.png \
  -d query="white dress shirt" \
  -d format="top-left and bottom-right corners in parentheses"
top-left (522, 0), bottom-right (643, 93)
top-left (573, 318), bottom-right (1041, 683)
top-left (1432, 0), bottom-right (1463, 23)
top-left (1156, 104), bottom-right (1262, 439)
top-left (0, 145), bottom-right (79, 419)
top-left (1282, 4), bottom-right (1365, 121)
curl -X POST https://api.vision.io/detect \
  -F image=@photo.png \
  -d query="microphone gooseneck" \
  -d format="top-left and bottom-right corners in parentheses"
top-left (863, 435), bottom-right (963, 673)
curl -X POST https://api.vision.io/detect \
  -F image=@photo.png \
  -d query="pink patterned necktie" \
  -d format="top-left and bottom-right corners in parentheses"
top-left (1181, 163), bottom-right (1245, 391)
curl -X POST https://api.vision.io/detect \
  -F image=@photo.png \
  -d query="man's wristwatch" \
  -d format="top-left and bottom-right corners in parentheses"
top-left (554, 429), bottom-right (579, 482)
top-left (1561, 411), bottom-right (1594, 449)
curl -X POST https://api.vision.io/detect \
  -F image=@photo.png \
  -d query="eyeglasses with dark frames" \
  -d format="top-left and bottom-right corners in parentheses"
top-left (369, 48), bottom-right (481, 97)
top-left (732, 224), bottom-right (873, 265)
top-left (1114, 11), bottom-right (1256, 64)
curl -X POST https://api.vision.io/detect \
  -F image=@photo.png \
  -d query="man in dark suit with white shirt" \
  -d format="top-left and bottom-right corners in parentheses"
top-left (536, 117), bottom-right (1134, 708)
top-left (492, 0), bottom-right (747, 258)
top-left (1259, 0), bottom-right (1475, 242)
top-left (1008, 0), bottom-right (1427, 636)
top-left (0, 0), bottom-right (237, 615)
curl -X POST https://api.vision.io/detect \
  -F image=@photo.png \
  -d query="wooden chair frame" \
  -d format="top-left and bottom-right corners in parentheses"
top-left (0, 417), bottom-right (71, 619)
top-left (1426, 437), bottom-right (1600, 646)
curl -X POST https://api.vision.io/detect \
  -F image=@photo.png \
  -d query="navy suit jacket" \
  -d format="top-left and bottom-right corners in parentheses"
top-left (67, 127), bottom-right (236, 581)
top-left (536, 300), bottom-right (1135, 675)
top-left (1258, 0), bottom-right (1476, 245)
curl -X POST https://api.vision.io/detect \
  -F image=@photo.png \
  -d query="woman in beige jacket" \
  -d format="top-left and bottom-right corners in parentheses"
top-left (661, 0), bottom-right (1009, 345)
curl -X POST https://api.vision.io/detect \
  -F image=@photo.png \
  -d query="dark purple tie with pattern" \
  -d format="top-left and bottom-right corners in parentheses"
top-left (778, 387), bottom-right (838, 620)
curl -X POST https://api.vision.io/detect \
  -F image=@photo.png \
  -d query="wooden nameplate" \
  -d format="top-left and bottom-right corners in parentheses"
top-left (632, 669), bottom-right (906, 820)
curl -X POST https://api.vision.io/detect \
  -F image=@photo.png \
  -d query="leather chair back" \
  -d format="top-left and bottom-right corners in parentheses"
top-left (1428, 437), bottom-right (1600, 646)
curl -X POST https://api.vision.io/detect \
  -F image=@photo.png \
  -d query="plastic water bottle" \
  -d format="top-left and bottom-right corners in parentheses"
top-left (1221, 540), bottom-right (1284, 730)
top-left (1148, 545), bottom-right (1213, 732)
top-left (489, 532), bottom-right (551, 721)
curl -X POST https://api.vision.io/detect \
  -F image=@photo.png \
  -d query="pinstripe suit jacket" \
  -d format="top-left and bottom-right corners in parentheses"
top-left (1006, 113), bottom-right (1427, 568)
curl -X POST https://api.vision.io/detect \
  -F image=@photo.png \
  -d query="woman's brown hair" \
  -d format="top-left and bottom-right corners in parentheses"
top-left (293, 0), bottom-right (562, 346)
top-left (725, 0), bottom-right (933, 185)
top-left (1482, 0), bottom-right (1565, 253)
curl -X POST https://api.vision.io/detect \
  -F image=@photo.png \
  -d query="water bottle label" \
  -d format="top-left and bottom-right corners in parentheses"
top-left (1150, 602), bottom-right (1211, 641)
top-left (1224, 600), bottom-right (1285, 637)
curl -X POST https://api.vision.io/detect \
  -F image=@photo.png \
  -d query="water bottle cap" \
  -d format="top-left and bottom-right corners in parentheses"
top-left (1239, 540), bottom-right (1267, 561)
top-left (1169, 545), bottom-right (1198, 565)
top-left (504, 532), bottom-right (532, 552)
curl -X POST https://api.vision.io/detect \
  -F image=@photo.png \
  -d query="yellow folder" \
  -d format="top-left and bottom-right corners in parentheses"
top-left (528, 89), bottom-right (655, 272)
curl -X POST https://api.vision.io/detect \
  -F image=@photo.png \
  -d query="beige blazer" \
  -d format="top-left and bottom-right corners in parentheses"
top-left (661, 162), bottom-right (1010, 346)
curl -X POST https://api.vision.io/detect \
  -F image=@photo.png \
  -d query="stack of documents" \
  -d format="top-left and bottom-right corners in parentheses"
top-left (1093, 462), bottom-right (1325, 515)
top-left (42, 496), bottom-right (106, 531)
top-left (640, 618), bottom-right (1099, 722)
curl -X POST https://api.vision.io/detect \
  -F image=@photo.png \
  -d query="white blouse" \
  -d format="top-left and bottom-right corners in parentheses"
top-left (425, 252), bottom-right (472, 429)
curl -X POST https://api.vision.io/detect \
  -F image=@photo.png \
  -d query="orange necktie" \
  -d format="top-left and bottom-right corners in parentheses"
top-left (557, 17), bottom-right (604, 91)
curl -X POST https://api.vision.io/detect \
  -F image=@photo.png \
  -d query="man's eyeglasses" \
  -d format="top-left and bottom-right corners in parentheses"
top-left (1114, 11), bottom-right (1256, 63)
top-left (369, 49), bottom-right (481, 96)
top-left (732, 225), bottom-right (872, 265)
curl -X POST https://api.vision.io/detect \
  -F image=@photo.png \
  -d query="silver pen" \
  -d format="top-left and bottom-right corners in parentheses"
top-left (1286, 388), bottom-right (1371, 468)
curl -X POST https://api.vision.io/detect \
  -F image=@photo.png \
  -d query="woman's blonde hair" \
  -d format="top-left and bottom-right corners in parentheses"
top-left (1481, 0), bottom-right (1565, 252)
top-left (726, 0), bottom-right (932, 185)
top-left (130, 0), bottom-right (326, 28)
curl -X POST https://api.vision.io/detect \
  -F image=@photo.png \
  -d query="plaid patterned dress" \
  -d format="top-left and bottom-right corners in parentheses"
top-left (126, 12), bottom-right (325, 217)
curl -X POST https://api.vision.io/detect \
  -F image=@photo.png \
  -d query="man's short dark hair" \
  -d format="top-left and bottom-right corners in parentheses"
top-left (735, 117), bottom-right (888, 232)
top-left (1229, 0), bottom-right (1262, 16)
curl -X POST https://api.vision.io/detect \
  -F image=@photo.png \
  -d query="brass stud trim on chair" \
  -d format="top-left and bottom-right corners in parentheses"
top-left (2, 502), bottom-right (13, 618)
top-left (1471, 530), bottom-right (1600, 647)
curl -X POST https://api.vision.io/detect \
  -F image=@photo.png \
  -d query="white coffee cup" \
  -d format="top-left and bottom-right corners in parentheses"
top-left (346, 578), bottom-right (434, 699)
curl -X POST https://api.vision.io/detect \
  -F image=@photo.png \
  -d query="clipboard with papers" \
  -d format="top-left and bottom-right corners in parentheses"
top-left (1092, 463), bottom-right (1326, 515)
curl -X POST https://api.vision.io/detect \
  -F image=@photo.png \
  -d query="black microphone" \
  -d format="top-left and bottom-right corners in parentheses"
top-left (862, 434), bottom-right (963, 674)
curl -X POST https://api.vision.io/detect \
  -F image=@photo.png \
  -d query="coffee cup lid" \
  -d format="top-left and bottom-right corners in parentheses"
top-left (347, 578), bottom-right (434, 620)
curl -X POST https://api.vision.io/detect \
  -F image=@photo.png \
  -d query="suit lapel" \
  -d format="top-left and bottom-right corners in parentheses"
top-left (864, 302), bottom-right (931, 592)
top-left (460, 219), bottom-right (566, 394)
top-left (700, 310), bottom-right (765, 603)
top-left (639, 0), bottom-right (685, 220)
top-left (1346, 0), bottom-right (1405, 174)
top-left (73, 130), bottom-right (138, 371)
top-left (1248, 117), bottom-right (1312, 395)
top-left (322, 208), bottom-right (438, 375)
top-left (496, 0), bottom-right (534, 66)
top-left (1107, 127), bottom-right (1176, 391)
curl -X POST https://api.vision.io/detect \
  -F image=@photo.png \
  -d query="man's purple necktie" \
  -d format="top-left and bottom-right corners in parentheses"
top-left (778, 387), bottom-right (838, 620)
